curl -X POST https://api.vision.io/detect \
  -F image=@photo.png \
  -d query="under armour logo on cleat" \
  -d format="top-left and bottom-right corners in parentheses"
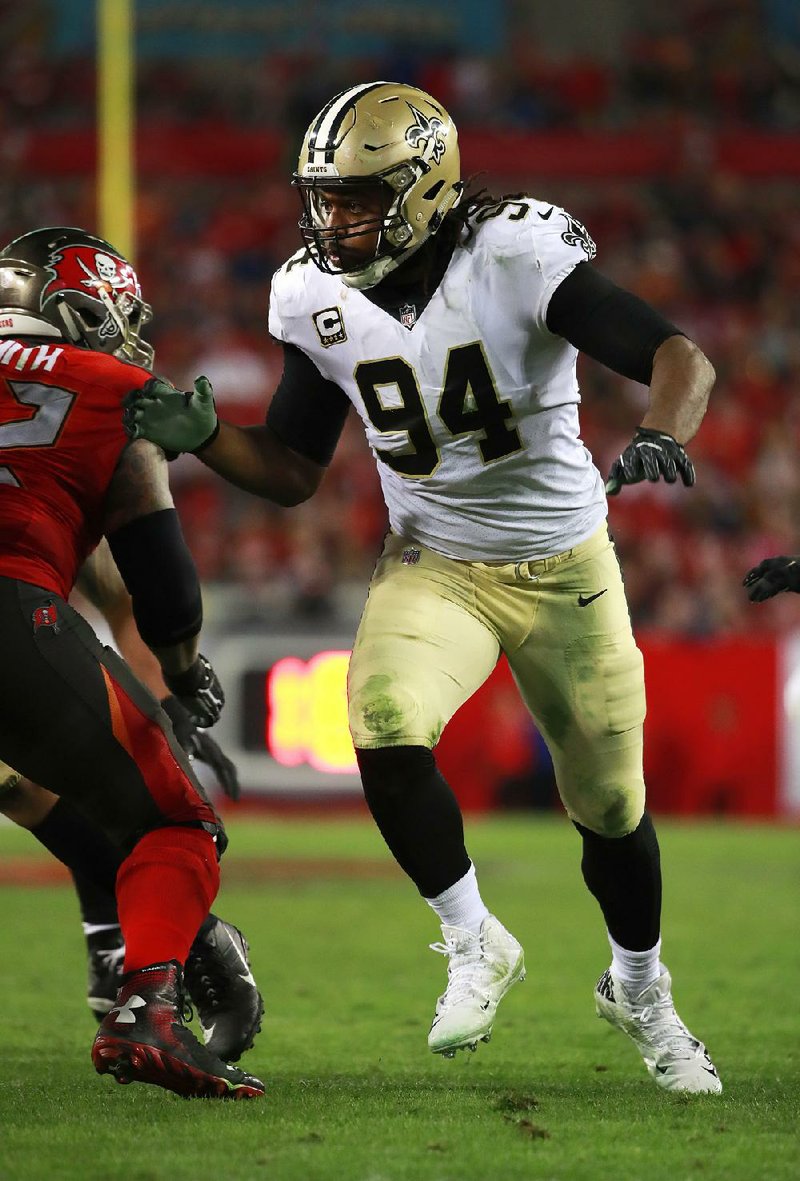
top-left (578, 589), bottom-right (607, 607)
top-left (109, 995), bottom-right (146, 1024)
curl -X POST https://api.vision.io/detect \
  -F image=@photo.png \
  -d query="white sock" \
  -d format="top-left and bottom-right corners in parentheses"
top-left (82, 922), bottom-right (121, 937)
top-left (424, 863), bottom-right (489, 934)
top-left (608, 932), bottom-right (663, 993)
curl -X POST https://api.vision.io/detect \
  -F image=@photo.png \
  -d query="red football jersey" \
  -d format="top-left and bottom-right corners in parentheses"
top-left (0, 338), bottom-right (151, 598)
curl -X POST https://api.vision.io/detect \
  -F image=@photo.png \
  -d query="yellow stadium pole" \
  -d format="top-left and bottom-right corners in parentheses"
top-left (97, 0), bottom-right (135, 262)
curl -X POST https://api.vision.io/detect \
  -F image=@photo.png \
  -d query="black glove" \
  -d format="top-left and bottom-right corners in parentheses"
top-left (163, 653), bottom-right (225, 728)
top-left (743, 556), bottom-right (800, 602)
top-left (161, 695), bottom-right (240, 801)
top-left (606, 427), bottom-right (695, 496)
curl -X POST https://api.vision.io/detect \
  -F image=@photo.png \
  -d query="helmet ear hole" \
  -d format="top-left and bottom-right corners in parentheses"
top-left (422, 180), bottom-right (445, 201)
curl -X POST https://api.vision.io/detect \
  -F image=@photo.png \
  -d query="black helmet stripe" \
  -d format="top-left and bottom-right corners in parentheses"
top-left (307, 81), bottom-right (387, 166)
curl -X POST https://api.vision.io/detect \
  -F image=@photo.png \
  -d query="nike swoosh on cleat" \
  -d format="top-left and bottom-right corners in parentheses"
top-left (578, 589), bottom-right (608, 607)
top-left (229, 939), bottom-right (257, 987)
top-left (538, 207), bottom-right (554, 219)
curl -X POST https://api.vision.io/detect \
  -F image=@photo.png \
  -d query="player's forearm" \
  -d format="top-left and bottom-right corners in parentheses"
top-left (197, 421), bottom-right (323, 506)
top-left (640, 335), bottom-right (715, 445)
top-left (76, 543), bottom-right (170, 698)
top-left (111, 612), bottom-right (171, 696)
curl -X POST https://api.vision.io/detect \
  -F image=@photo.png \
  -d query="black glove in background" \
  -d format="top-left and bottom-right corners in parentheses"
top-left (161, 694), bottom-right (240, 801)
top-left (743, 556), bottom-right (800, 602)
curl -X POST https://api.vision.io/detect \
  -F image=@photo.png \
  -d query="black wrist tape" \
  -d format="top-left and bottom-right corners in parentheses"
top-left (164, 658), bottom-right (205, 695)
top-left (192, 420), bottom-right (220, 454)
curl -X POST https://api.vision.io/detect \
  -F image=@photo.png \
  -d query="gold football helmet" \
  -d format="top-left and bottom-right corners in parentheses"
top-left (293, 81), bottom-right (462, 289)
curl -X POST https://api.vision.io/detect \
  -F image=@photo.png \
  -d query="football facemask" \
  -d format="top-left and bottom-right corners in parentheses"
top-left (293, 81), bottom-right (462, 290)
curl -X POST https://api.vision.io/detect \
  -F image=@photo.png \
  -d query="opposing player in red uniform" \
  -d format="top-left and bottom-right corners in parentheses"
top-left (0, 537), bottom-right (264, 1065)
top-left (0, 227), bottom-right (263, 1099)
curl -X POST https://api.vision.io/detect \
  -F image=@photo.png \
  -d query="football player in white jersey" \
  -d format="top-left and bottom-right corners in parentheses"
top-left (124, 82), bottom-right (721, 1094)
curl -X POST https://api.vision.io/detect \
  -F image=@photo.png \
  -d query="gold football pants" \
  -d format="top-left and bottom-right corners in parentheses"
top-left (348, 524), bottom-right (646, 836)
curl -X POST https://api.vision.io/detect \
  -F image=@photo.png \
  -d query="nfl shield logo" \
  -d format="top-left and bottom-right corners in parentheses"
top-left (399, 303), bottom-right (417, 330)
top-left (401, 547), bottom-right (421, 566)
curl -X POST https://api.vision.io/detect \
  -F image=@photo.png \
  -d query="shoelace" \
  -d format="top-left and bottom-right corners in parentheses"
top-left (166, 988), bottom-right (194, 1027)
top-left (95, 945), bottom-right (125, 971)
top-left (630, 996), bottom-right (701, 1059)
top-left (429, 930), bottom-right (489, 1006)
top-left (172, 970), bottom-right (195, 1026)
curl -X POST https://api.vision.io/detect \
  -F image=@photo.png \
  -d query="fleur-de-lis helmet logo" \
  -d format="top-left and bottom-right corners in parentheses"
top-left (405, 102), bottom-right (447, 165)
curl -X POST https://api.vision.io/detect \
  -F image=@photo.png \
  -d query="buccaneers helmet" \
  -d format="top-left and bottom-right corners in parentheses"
top-left (293, 81), bottom-right (462, 289)
top-left (0, 227), bottom-right (154, 367)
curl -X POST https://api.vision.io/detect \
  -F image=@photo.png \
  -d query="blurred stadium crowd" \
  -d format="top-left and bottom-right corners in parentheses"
top-left (2, 0), bottom-right (800, 635)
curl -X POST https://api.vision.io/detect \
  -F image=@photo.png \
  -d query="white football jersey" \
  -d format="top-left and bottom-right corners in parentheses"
top-left (268, 197), bottom-right (607, 562)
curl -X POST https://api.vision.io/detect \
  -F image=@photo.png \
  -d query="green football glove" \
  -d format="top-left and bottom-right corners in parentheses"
top-left (123, 375), bottom-right (219, 455)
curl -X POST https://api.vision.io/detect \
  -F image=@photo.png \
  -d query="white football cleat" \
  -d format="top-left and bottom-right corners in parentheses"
top-left (427, 915), bottom-right (525, 1057)
top-left (594, 967), bottom-right (722, 1093)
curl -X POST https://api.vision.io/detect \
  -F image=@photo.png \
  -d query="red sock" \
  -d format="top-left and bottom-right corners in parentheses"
top-left (116, 827), bottom-right (219, 973)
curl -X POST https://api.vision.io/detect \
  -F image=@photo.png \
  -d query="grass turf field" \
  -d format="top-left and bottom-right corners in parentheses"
top-left (0, 813), bottom-right (797, 1181)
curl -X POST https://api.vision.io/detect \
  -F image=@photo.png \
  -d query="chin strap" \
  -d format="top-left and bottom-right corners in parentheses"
top-left (342, 236), bottom-right (430, 290)
top-left (55, 300), bottom-right (86, 345)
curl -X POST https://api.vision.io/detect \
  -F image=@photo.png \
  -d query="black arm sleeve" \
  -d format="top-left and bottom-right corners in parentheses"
top-left (106, 508), bottom-right (202, 649)
top-left (265, 342), bottom-right (351, 466)
top-left (546, 263), bottom-right (684, 385)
